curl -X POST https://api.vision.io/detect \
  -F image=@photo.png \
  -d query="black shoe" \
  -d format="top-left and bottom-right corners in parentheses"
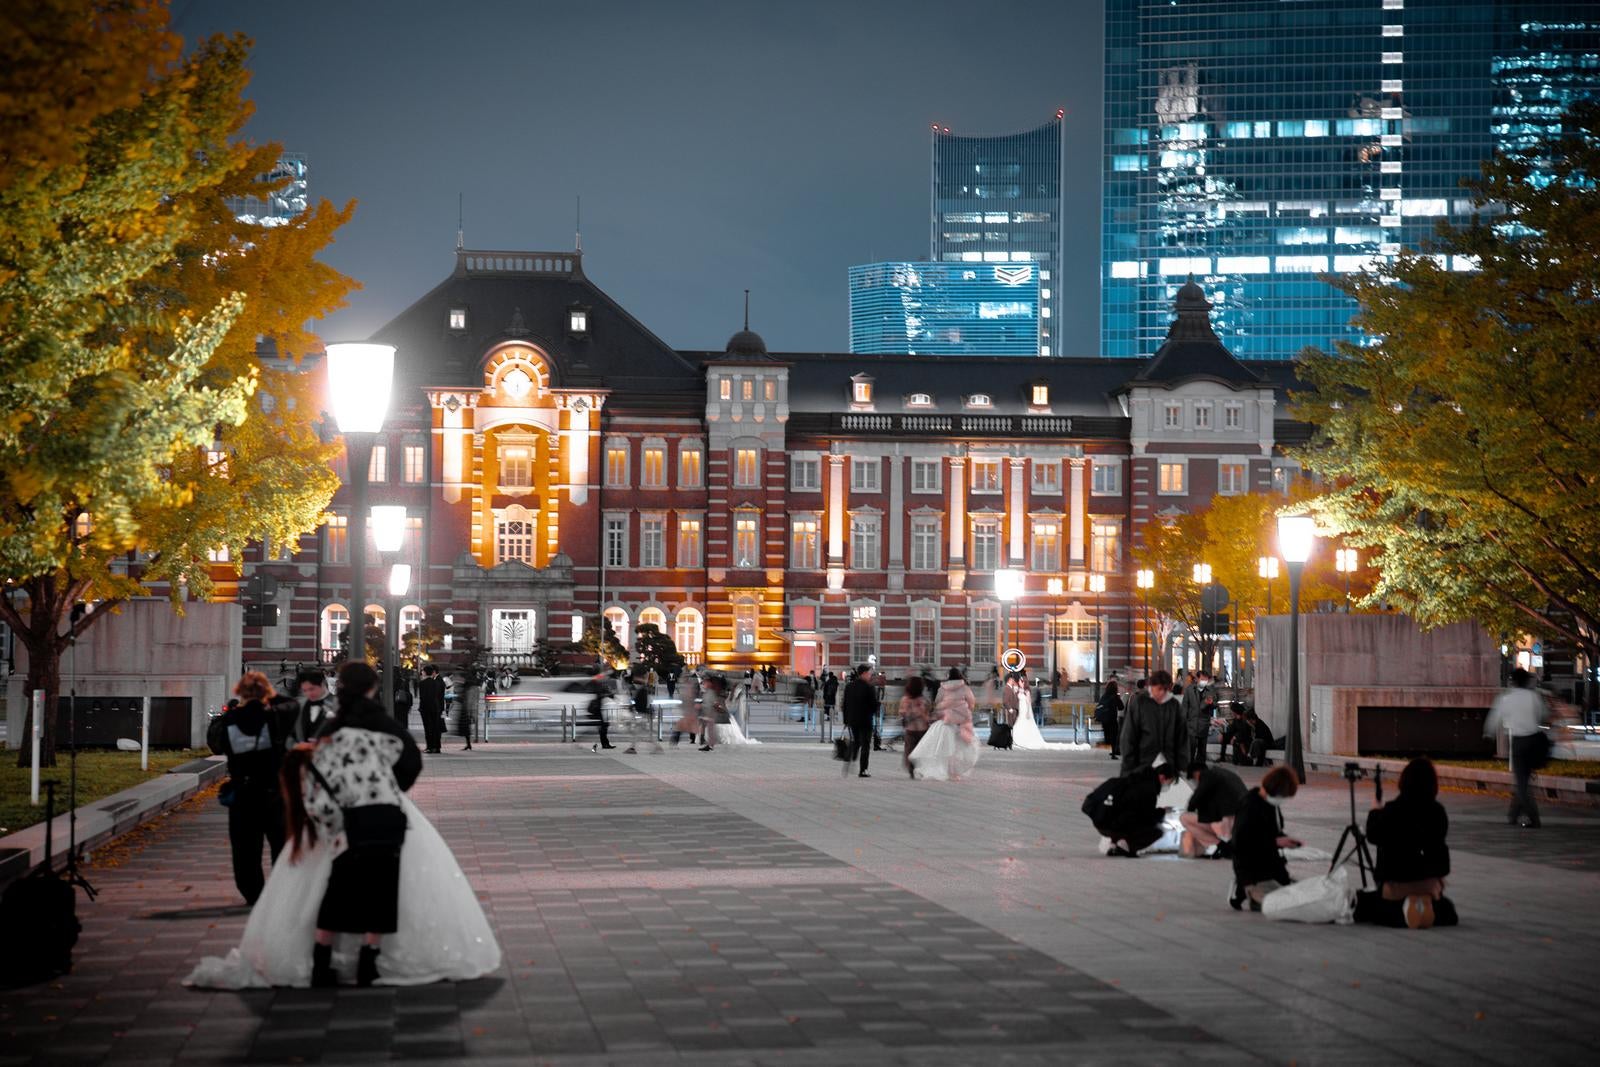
top-left (312, 943), bottom-right (338, 988)
top-left (357, 945), bottom-right (381, 987)
top-left (601, 744), bottom-right (617, 749)
top-left (1213, 840), bottom-right (1234, 860)
top-left (699, 745), bottom-right (713, 751)
top-left (1228, 881), bottom-right (1245, 912)
top-left (858, 772), bottom-right (871, 778)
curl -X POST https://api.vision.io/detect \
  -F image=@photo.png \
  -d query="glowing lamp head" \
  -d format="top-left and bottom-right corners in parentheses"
top-left (325, 343), bottom-right (395, 434)
top-left (1258, 556), bottom-right (1280, 580)
top-left (1136, 568), bottom-right (1155, 590)
top-left (387, 563), bottom-right (411, 598)
top-left (1192, 563), bottom-right (1212, 585)
top-left (370, 505), bottom-right (407, 554)
top-left (995, 569), bottom-right (1024, 602)
top-left (1278, 514), bottom-right (1317, 564)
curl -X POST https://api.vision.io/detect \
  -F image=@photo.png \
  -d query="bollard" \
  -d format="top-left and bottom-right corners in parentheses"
top-left (140, 695), bottom-right (150, 771)
top-left (31, 689), bottom-right (43, 806)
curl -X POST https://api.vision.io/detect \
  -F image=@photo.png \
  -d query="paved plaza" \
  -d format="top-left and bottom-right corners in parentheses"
top-left (1, 739), bottom-right (1595, 1065)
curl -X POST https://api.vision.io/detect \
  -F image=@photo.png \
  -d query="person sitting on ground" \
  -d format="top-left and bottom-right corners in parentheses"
top-left (1083, 759), bottom-right (1182, 857)
top-left (1244, 708), bottom-right (1277, 766)
top-left (1358, 757), bottom-right (1458, 929)
top-left (1220, 706), bottom-right (1253, 764)
top-left (1180, 763), bottom-right (1247, 858)
top-left (1229, 765), bottom-right (1302, 911)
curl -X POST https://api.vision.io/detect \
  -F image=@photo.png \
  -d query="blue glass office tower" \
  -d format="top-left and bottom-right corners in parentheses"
top-left (849, 261), bottom-right (1041, 356)
top-left (932, 116), bottom-right (1063, 354)
top-left (1103, 1), bottom-right (1600, 361)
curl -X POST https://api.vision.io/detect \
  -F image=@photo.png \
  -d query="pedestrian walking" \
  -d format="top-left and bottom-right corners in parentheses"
top-left (416, 664), bottom-right (446, 754)
top-left (671, 672), bottom-right (700, 745)
top-left (624, 670), bottom-right (663, 754)
top-left (1119, 669), bottom-right (1188, 776)
top-left (584, 669), bottom-right (617, 751)
top-left (698, 674), bottom-right (725, 751)
top-left (841, 663), bottom-right (878, 778)
top-left (822, 670), bottom-right (840, 723)
top-left (910, 667), bottom-right (980, 781)
top-left (1484, 667), bottom-right (1554, 828)
top-left (899, 675), bottom-right (931, 779)
top-left (207, 671), bottom-right (297, 905)
top-left (1095, 679), bottom-right (1123, 759)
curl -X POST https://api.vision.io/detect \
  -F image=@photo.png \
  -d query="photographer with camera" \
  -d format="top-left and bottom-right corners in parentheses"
top-left (1356, 758), bottom-right (1457, 930)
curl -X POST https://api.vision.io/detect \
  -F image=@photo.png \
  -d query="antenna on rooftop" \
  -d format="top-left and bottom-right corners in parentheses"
top-left (743, 289), bottom-right (750, 331)
top-left (575, 195), bottom-right (582, 252)
top-left (456, 192), bottom-right (464, 251)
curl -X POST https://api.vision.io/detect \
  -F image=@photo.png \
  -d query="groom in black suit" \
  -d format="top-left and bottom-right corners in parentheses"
top-left (841, 664), bottom-right (879, 779)
top-left (417, 664), bottom-right (447, 754)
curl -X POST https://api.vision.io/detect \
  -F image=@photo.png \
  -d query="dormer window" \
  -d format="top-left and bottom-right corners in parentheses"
top-left (1030, 384), bottom-right (1049, 407)
top-left (967, 393), bottom-right (992, 409)
top-left (906, 392), bottom-right (934, 408)
top-left (719, 377), bottom-right (732, 401)
top-left (851, 375), bottom-right (874, 405)
top-left (448, 308), bottom-right (467, 331)
top-left (568, 306), bottom-right (589, 334)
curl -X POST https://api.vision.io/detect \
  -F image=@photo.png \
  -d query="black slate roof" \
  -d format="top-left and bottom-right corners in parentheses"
top-left (1125, 279), bottom-right (1266, 389)
top-left (368, 250), bottom-right (702, 400)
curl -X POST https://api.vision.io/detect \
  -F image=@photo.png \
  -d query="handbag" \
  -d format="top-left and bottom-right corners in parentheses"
top-left (833, 735), bottom-right (851, 762)
top-left (217, 780), bottom-right (236, 807)
top-left (1261, 866), bottom-right (1355, 924)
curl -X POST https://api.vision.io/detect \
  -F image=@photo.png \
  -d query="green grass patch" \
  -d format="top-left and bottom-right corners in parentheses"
top-left (0, 747), bottom-right (212, 836)
top-left (1435, 758), bottom-right (1600, 780)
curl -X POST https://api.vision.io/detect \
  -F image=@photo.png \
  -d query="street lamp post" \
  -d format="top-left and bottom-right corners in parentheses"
top-left (995, 569), bottom-right (1023, 670)
top-left (1258, 555), bottom-right (1279, 617)
top-left (372, 505), bottom-right (408, 718)
top-left (326, 343), bottom-right (396, 675)
top-left (1088, 573), bottom-right (1106, 688)
top-left (1278, 514), bottom-right (1317, 783)
top-left (1192, 562), bottom-right (1213, 675)
top-left (388, 563), bottom-right (411, 717)
top-left (1135, 568), bottom-right (1154, 674)
top-left (1335, 548), bottom-right (1359, 612)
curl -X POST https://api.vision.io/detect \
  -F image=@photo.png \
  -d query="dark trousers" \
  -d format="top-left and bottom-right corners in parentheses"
top-left (1510, 732), bottom-right (1543, 826)
top-left (1189, 731), bottom-right (1208, 770)
top-left (1099, 714), bottom-right (1120, 755)
top-left (229, 795), bottom-right (285, 905)
top-left (421, 710), bottom-right (444, 752)
top-left (846, 717), bottom-right (871, 773)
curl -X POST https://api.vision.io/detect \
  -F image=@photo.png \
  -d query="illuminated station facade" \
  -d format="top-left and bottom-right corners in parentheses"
top-left (239, 249), bottom-right (1302, 683)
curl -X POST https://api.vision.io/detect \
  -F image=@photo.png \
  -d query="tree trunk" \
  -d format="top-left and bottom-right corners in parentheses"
top-left (15, 634), bottom-right (60, 768)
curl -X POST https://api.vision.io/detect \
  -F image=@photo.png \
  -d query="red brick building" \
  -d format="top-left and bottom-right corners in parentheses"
top-left (236, 251), bottom-right (1302, 683)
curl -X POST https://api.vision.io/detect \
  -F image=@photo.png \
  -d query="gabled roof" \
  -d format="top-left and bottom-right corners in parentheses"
top-left (1124, 279), bottom-right (1267, 389)
top-left (368, 250), bottom-right (701, 401)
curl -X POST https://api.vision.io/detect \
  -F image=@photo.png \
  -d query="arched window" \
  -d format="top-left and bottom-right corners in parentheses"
top-left (365, 604), bottom-right (387, 635)
top-left (674, 607), bottom-right (703, 654)
top-left (400, 604), bottom-right (426, 648)
top-left (603, 606), bottom-right (631, 650)
top-left (734, 598), bottom-right (758, 653)
top-left (638, 606), bottom-right (667, 634)
top-left (320, 605), bottom-right (349, 653)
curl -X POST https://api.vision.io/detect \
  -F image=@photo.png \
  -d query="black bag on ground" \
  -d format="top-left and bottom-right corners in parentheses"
top-left (989, 722), bottom-right (1013, 750)
top-left (0, 788), bottom-right (81, 989)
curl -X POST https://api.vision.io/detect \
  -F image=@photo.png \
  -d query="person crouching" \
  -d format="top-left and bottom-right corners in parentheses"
top-left (302, 661), bottom-right (422, 986)
top-left (1229, 766), bottom-right (1302, 911)
top-left (1180, 763), bottom-right (1247, 859)
top-left (1084, 760), bottom-right (1181, 857)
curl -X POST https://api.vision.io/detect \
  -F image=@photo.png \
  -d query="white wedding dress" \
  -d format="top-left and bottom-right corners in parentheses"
top-left (184, 795), bottom-right (501, 988)
top-left (715, 690), bottom-right (761, 745)
top-left (1009, 691), bottom-right (1089, 751)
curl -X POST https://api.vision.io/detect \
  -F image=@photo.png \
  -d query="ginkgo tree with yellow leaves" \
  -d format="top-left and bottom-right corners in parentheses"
top-left (1132, 489), bottom-right (1369, 676)
top-left (0, 0), bottom-right (356, 766)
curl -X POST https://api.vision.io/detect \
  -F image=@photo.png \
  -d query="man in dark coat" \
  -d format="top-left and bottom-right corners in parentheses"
top-left (1119, 670), bottom-right (1188, 776)
top-left (840, 664), bottom-right (878, 778)
top-left (1083, 762), bottom-right (1180, 856)
top-left (416, 664), bottom-right (447, 754)
top-left (290, 668), bottom-right (338, 743)
top-left (822, 671), bottom-right (840, 721)
top-left (584, 669), bottom-right (618, 750)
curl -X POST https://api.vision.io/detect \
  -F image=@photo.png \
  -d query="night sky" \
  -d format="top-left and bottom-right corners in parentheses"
top-left (176, 0), bottom-right (1104, 354)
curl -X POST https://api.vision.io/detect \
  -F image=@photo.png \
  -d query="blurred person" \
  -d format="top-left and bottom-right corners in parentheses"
top-left (1484, 667), bottom-right (1553, 828)
top-left (208, 672), bottom-right (296, 905)
top-left (698, 674), bottom-right (725, 751)
top-left (909, 668), bottom-right (981, 782)
top-left (1229, 766), bottom-right (1302, 911)
top-left (899, 675), bottom-right (932, 779)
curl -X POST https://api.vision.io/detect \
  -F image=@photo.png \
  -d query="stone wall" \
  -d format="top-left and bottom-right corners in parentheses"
top-left (4, 601), bottom-right (242, 748)
top-left (1256, 613), bottom-right (1498, 756)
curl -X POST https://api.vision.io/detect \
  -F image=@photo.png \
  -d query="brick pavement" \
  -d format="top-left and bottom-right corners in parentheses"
top-left (0, 742), bottom-right (1595, 1065)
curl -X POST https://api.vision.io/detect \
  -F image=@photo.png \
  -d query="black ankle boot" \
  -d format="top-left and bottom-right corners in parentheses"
top-left (311, 943), bottom-right (338, 988)
top-left (357, 945), bottom-right (381, 987)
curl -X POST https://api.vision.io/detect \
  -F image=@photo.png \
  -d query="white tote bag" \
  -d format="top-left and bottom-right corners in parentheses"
top-left (1261, 865), bottom-right (1355, 924)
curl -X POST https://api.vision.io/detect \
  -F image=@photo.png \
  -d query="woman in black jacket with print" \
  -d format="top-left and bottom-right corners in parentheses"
top-left (1360, 758), bottom-right (1457, 929)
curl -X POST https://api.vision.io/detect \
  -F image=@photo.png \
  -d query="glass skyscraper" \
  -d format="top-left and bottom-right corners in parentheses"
top-left (1103, 0), bottom-right (1600, 360)
top-left (848, 261), bottom-right (1041, 356)
top-left (931, 115), bottom-right (1063, 354)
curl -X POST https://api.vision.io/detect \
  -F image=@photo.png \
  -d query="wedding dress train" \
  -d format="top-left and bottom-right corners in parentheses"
top-left (184, 794), bottom-right (501, 988)
top-left (1008, 691), bottom-right (1090, 751)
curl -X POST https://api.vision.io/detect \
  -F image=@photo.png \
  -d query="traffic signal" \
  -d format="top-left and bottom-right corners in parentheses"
top-left (244, 604), bottom-right (280, 628)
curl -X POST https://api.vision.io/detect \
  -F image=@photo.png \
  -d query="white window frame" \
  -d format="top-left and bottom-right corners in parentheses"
top-left (498, 444), bottom-right (533, 488)
top-left (1219, 461), bottom-right (1248, 496)
top-left (851, 457), bottom-right (881, 492)
top-left (910, 516), bottom-right (941, 571)
top-left (790, 455), bottom-right (821, 491)
top-left (733, 511), bottom-right (761, 568)
top-left (676, 515), bottom-right (703, 568)
top-left (1091, 459), bottom-right (1122, 495)
top-left (970, 458), bottom-right (1002, 494)
top-left (678, 441), bottom-right (704, 489)
top-left (970, 603), bottom-right (999, 667)
top-left (1031, 461), bottom-right (1062, 495)
top-left (734, 446), bottom-right (761, 488)
top-left (850, 514), bottom-right (881, 570)
top-left (1030, 384), bottom-right (1050, 407)
top-left (971, 518), bottom-right (1000, 571)
top-left (496, 505), bottom-right (537, 565)
top-left (448, 308), bottom-right (466, 330)
top-left (1164, 403), bottom-right (1183, 429)
top-left (733, 599), bottom-right (759, 652)
top-left (323, 513), bottom-right (347, 564)
top-left (368, 444), bottom-right (388, 483)
top-left (604, 513), bottom-right (628, 568)
top-left (675, 607), bottom-right (704, 654)
top-left (850, 602), bottom-right (879, 664)
top-left (321, 604), bottom-right (350, 653)
top-left (911, 602), bottom-right (939, 667)
top-left (910, 457), bottom-right (942, 493)
top-left (1195, 404), bottom-right (1213, 430)
top-left (640, 440), bottom-right (667, 489)
top-left (402, 443), bottom-right (426, 484)
top-left (790, 515), bottom-right (821, 570)
top-left (604, 438), bottom-right (629, 488)
top-left (639, 513), bottom-right (666, 568)
top-left (603, 606), bottom-right (631, 651)
top-left (1030, 519), bottom-right (1061, 572)
top-left (1091, 519), bottom-right (1122, 573)
top-left (1224, 403), bottom-right (1243, 430)
top-left (1158, 460), bottom-right (1187, 495)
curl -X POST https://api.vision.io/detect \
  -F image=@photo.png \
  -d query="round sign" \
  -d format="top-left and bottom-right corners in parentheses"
top-left (1001, 648), bottom-right (1027, 673)
top-left (1201, 584), bottom-right (1231, 613)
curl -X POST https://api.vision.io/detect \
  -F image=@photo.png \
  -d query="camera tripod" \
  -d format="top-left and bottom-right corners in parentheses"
top-left (1329, 763), bottom-right (1382, 890)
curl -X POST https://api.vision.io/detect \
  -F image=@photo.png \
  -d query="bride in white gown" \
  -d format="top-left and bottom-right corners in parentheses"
top-left (1009, 686), bottom-right (1089, 751)
top-left (714, 685), bottom-right (761, 745)
top-left (185, 795), bottom-right (500, 988)
top-left (910, 669), bottom-right (982, 781)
